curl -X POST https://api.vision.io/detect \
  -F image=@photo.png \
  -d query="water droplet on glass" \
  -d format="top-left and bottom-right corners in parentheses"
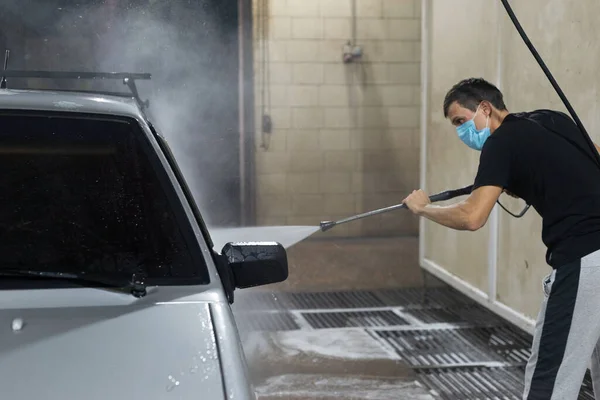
top-left (190, 365), bottom-right (198, 374)
top-left (12, 318), bottom-right (23, 332)
top-left (166, 375), bottom-right (180, 392)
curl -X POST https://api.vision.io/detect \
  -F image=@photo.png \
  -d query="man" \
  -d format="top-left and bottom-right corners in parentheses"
top-left (402, 77), bottom-right (600, 399)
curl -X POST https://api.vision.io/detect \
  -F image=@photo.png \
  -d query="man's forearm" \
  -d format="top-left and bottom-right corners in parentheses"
top-left (419, 202), bottom-right (479, 231)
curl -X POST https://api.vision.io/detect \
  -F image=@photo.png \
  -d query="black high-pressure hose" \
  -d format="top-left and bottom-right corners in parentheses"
top-left (500, 0), bottom-right (600, 168)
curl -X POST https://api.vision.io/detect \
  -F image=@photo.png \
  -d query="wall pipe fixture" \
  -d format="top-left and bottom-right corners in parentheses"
top-left (487, 0), bottom-right (503, 307)
top-left (418, 0), bottom-right (429, 266)
top-left (343, 0), bottom-right (363, 63)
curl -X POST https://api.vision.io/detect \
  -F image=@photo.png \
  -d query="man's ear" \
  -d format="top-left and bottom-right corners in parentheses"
top-left (480, 100), bottom-right (493, 117)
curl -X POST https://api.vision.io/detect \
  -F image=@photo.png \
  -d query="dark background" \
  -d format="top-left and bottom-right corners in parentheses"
top-left (0, 0), bottom-right (255, 227)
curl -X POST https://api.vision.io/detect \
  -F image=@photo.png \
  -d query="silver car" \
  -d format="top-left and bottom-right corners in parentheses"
top-left (0, 70), bottom-right (288, 399)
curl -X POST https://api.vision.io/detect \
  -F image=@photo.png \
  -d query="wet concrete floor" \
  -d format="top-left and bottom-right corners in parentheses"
top-left (232, 285), bottom-right (596, 399)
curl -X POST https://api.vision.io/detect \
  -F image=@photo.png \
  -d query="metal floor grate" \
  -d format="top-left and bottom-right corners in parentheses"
top-left (302, 310), bottom-right (409, 329)
top-left (461, 326), bottom-right (532, 364)
top-left (404, 304), bottom-right (505, 325)
top-left (578, 371), bottom-right (596, 400)
top-left (374, 287), bottom-right (475, 308)
top-left (234, 311), bottom-right (299, 332)
top-left (416, 366), bottom-right (525, 399)
top-left (233, 287), bottom-right (474, 311)
top-left (284, 291), bottom-right (385, 309)
top-left (374, 328), bottom-right (507, 367)
top-left (234, 287), bottom-right (596, 398)
top-left (576, 372), bottom-right (596, 400)
top-left (417, 366), bottom-right (596, 400)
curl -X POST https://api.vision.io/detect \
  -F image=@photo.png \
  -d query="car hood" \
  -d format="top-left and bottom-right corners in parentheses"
top-left (0, 288), bottom-right (227, 400)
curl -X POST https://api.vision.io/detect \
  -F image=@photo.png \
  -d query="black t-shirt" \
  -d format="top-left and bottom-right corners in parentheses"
top-left (473, 109), bottom-right (600, 268)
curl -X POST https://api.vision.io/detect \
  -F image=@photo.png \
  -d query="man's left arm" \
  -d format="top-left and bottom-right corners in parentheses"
top-left (402, 185), bottom-right (503, 231)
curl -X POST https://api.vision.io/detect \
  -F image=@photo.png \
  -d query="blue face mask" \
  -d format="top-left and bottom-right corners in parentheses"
top-left (456, 107), bottom-right (490, 151)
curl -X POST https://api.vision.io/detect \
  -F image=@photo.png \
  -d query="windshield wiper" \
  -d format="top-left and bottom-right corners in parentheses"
top-left (0, 270), bottom-right (148, 298)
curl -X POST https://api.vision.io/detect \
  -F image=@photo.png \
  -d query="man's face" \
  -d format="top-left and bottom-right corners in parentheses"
top-left (446, 101), bottom-right (488, 130)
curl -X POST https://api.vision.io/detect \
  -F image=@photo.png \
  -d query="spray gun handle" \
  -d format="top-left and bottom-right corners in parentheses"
top-left (429, 184), bottom-right (473, 203)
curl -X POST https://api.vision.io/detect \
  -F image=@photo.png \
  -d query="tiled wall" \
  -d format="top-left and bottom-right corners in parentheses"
top-left (253, 0), bottom-right (421, 237)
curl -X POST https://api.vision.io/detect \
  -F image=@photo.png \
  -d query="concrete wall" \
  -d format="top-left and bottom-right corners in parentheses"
top-left (253, 0), bottom-right (422, 238)
top-left (263, 237), bottom-right (446, 292)
top-left (423, 0), bottom-right (499, 294)
top-left (422, 0), bottom-right (600, 328)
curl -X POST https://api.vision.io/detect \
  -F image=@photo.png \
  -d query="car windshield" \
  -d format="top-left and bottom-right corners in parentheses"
top-left (0, 111), bottom-right (209, 287)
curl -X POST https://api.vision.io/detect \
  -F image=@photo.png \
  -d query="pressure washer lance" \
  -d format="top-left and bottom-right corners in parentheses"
top-left (319, 184), bottom-right (474, 232)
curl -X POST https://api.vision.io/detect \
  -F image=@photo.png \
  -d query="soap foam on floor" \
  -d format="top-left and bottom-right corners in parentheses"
top-left (244, 329), bottom-right (396, 361)
top-left (254, 374), bottom-right (435, 400)
top-left (208, 225), bottom-right (320, 251)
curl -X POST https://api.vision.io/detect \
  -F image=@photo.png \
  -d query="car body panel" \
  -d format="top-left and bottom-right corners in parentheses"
top-left (0, 288), bottom-right (227, 399)
top-left (0, 89), bottom-right (258, 399)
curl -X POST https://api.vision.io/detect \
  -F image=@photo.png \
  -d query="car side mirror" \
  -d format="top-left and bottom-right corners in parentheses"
top-left (221, 242), bottom-right (288, 289)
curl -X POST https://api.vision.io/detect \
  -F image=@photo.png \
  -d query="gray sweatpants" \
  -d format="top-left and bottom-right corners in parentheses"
top-left (523, 249), bottom-right (600, 399)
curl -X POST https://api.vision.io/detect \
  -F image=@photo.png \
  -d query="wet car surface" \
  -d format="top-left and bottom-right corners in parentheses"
top-left (0, 87), bottom-right (288, 399)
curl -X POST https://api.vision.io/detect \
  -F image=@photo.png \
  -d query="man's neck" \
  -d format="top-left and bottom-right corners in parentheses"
top-left (491, 109), bottom-right (510, 133)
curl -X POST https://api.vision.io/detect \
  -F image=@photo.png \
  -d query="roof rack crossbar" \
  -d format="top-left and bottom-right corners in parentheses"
top-left (0, 69), bottom-right (152, 111)
top-left (0, 50), bottom-right (9, 89)
top-left (0, 49), bottom-right (152, 112)
top-left (11, 87), bottom-right (141, 99)
top-left (0, 71), bottom-right (151, 80)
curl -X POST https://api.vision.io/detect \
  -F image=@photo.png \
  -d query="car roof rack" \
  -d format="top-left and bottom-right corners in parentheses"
top-left (0, 50), bottom-right (152, 111)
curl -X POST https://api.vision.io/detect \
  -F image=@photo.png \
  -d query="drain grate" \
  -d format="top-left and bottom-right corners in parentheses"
top-left (460, 326), bottom-right (532, 364)
top-left (234, 312), bottom-right (299, 332)
top-left (284, 291), bottom-right (385, 309)
top-left (417, 366), bottom-right (595, 400)
top-left (375, 287), bottom-right (475, 308)
top-left (233, 287), bottom-right (596, 398)
top-left (302, 310), bottom-right (409, 329)
top-left (374, 328), bottom-right (506, 367)
top-left (578, 371), bottom-right (596, 399)
top-left (416, 366), bottom-right (524, 399)
top-left (405, 304), bottom-right (505, 325)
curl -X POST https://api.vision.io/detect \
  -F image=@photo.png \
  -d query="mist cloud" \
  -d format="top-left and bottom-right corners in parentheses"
top-left (4, 1), bottom-right (242, 227)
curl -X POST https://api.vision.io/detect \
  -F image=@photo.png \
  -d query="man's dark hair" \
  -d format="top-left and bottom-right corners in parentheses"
top-left (443, 78), bottom-right (507, 117)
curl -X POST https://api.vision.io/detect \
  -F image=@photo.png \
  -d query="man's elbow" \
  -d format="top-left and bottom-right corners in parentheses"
top-left (465, 214), bottom-right (486, 231)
